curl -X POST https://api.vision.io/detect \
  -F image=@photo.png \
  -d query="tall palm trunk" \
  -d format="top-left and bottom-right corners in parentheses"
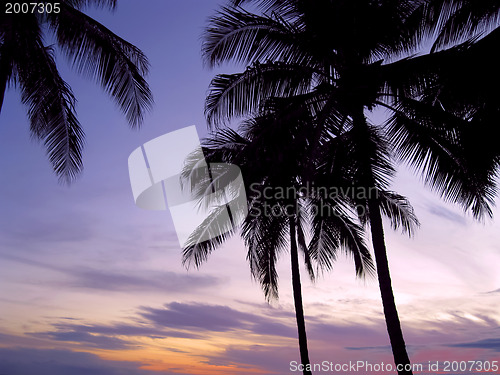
top-left (353, 109), bottom-right (412, 375)
top-left (289, 217), bottom-right (312, 375)
top-left (368, 198), bottom-right (412, 375)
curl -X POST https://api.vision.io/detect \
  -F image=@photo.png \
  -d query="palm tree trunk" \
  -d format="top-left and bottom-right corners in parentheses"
top-left (368, 198), bottom-right (412, 375)
top-left (289, 218), bottom-right (312, 375)
top-left (352, 108), bottom-right (412, 375)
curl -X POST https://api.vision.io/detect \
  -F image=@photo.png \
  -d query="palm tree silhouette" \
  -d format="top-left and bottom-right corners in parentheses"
top-left (180, 107), bottom-right (377, 375)
top-left (0, 0), bottom-right (152, 182)
top-left (181, 96), bottom-right (420, 374)
top-left (199, 0), bottom-right (499, 373)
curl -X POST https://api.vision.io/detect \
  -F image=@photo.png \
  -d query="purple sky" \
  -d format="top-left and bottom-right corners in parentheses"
top-left (1, 1), bottom-right (500, 374)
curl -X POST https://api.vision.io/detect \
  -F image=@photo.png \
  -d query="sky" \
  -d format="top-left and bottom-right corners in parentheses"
top-left (1, 1), bottom-right (500, 375)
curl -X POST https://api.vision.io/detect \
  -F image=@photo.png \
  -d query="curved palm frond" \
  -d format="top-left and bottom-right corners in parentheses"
top-left (182, 202), bottom-right (239, 269)
top-left (385, 98), bottom-right (496, 219)
top-left (423, 0), bottom-right (500, 51)
top-left (203, 5), bottom-right (311, 68)
top-left (243, 203), bottom-right (289, 301)
top-left (10, 14), bottom-right (84, 182)
top-left (205, 61), bottom-right (318, 127)
top-left (48, 3), bottom-right (152, 127)
top-left (296, 200), bottom-right (315, 281)
top-left (307, 195), bottom-right (374, 278)
top-left (378, 190), bottom-right (420, 236)
top-left (0, 13), bottom-right (18, 112)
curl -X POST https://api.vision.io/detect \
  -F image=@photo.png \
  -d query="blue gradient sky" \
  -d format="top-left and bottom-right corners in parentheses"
top-left (1, 1), bottom-right (500, 374)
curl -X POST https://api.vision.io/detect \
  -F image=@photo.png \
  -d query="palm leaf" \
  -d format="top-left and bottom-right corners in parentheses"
top-left (203, 6), bottom-right (310, 68)
top-left (182, 202), bottom-right (239, 268)
top-left (205, 62), bottom-right (317, 127)
top-left (48, 4), bottom-right (152, 127)
top-left (13, 15), bottom-right (84, 182)
top-left (243, 200), bottom-right (289, 301)
top-left (386, 98), bottom-right (496, 218)
top-left (307, 196), bottom-right (374, 278)
top-left (378, 190), bottom-right (420, 236)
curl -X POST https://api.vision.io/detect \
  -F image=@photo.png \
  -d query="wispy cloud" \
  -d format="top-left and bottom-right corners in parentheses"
top-left (0, 348), bottom-right (156, 375)
top-left (45, 321), bottom-right (204, 340)
top-left (426, 204), bottom-right (467, 225)
top-left (66, 269), bottom-right (222, 292)
top-left (0, 253), bottom-right (222, 293)
top-left (140, 302), bottom-right (270, 333)
top-left (484, 288), bottom-right (500, 294)
top-left (29, 330), bottom-right (134, 350)
top-left (449, 338), bottom-right (500, 351)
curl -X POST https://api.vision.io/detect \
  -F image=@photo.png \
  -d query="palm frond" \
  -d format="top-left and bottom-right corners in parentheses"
top-left (205, 61), bottom-right (316, 127)
top-left (386, 98), bottom-right (496, 219)
top-left (296, 201), bottom-right (314, 281)
top-left (307, 196), bottom-right (374, 278)
top-left (0, 19), bottom-right (16, 113)
top-left (13, 16), bottom-right (84, 182)
top-left (182, 203), bottom-right (238, 268)
top-left (243, 201), bottom-right (289, 301)
top-left (49, 4), bottom-right (152, 127)
top-left (378, 190), bottom-right (420, 236)
top-left (203, 6), bottom-right (310, 68)
top-left (424, 0), bottom-right (500, 51)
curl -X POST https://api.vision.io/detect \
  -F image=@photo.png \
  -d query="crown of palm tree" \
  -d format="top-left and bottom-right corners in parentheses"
top-left (203, 0), bottom-right (498, 218)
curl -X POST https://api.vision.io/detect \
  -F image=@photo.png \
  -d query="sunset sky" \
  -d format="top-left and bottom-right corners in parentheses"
top-left (1, 1), bottom-right (499, 374)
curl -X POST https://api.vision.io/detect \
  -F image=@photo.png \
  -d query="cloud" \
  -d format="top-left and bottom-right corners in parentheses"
top-left (202, 344), bottom-right (297, 374)
top-left (484, 288), bottom-right (500, 294)
top-left (29, 331), bottom-right (134, 350)
top-left (0, 348), bottom-right (156, 375)
top-left (449, 338), bottom-right (500, 351)
top-left (47, 321), bottom-right (204, 340)
top-left (251, 321), bottom-right (297, 338)
top-left (0, 253), bottom-right (222, 293)
top-left (139, 302), bottom-right (299, 339)
top-left (66, 269), bottom-right (222, 293)
top-left (25, 320), bottom-right (205, 352)
top-left (426, 204), bottom-right (467, 225)
top-left (140, 302), bottom-right (258, 332)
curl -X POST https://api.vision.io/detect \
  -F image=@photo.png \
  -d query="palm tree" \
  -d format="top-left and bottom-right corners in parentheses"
top-left (199, 0), bottom-right (499, 373)
top-left (180, 104), bottom-right (377, 375)
top-left (0, 0), bottom-right (153, 182)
